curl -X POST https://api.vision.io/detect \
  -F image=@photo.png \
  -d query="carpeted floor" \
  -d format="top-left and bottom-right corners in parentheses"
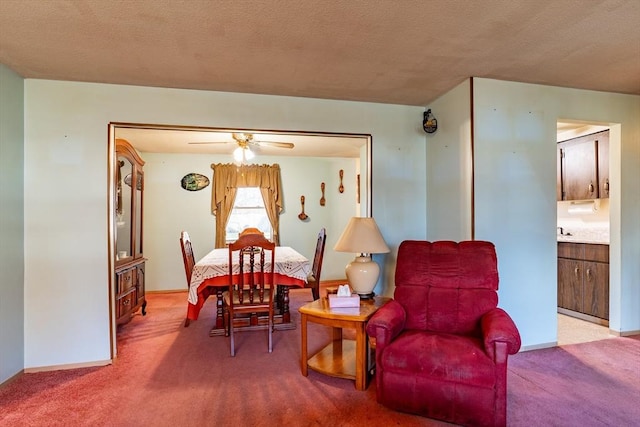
top-left (1, 289), bottom-right (638, 426)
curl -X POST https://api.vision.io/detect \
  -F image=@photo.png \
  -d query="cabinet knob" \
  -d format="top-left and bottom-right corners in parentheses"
top-left (604, 179), bottom-right (609, 194)
top-left (586, 268), bottom-right (591, 280)
top-left (588, 182), bottom-right (594, 193)
top-left (574, 266), bottom-right (580, 277)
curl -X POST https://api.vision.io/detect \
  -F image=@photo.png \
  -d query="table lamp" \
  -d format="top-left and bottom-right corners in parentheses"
top-left (334, 217), bottom-right (390, 298)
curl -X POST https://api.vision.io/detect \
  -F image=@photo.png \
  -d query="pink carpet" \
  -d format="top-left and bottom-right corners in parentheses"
top-left (1, 289), bottom-right (638, 426)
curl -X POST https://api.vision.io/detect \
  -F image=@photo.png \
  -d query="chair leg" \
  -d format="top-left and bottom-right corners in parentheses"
top-left (268, 316), bottom-right (273, 353)
top-left (312, 287), bottom-right (319, 301)
top-left (184, 318), bottom-right (190, 327)
top-left (230, 323), bottom-right (235, 357)
top-left (229, 312), bottom-right (235, 357)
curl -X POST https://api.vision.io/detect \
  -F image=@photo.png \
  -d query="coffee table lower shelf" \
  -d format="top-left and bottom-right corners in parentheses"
top-left (307, 339), bottom-right (357, 380)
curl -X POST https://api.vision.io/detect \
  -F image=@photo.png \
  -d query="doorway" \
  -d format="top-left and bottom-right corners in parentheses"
top-left (556, 120), bottom-right (614, 346)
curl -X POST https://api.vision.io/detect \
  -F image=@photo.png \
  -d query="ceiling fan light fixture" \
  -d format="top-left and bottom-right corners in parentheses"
top-left (233, 146), bottom-right (254, 164)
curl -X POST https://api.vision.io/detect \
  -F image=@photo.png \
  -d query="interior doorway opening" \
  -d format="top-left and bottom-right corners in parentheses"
top-left (555, 120), bottom-right (615, 346)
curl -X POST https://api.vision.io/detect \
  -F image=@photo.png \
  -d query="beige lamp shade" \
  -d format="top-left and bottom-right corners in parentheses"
top-left (333, 217), bottom-right (390, 255)
top-left (334, 217), bottom-right (389, 298)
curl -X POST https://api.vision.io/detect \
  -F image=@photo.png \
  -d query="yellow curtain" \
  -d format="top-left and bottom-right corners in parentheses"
top-left (211, 163), bottom-right (283, 247)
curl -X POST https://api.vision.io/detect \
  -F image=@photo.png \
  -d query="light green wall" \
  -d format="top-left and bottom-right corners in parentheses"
top-left (23, 79), bottom-right (426, 369)
top-left (426, 79), bottom-right (473, 240)
top-left (0, 63), bottom-right (25, 383)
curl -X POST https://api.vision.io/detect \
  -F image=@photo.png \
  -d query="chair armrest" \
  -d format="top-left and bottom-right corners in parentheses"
top-left (480, 308), bottom-right (522, 360)
top-left (366, 300), bottom-right (406, 350)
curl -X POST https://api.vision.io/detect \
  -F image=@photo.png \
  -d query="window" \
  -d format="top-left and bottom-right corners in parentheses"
top-left (225, 187), bottom-right (272, 242)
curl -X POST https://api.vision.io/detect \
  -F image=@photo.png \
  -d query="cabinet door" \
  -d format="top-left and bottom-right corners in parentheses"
top-left (115, 156), bottom-right (134, 261)
top-left (583, 261), bottom-right (609, 319)
top-left (560, 140), bottom-right (598, 200)
top-left (134, 170), bottom-right (144, 259)
top-left (597, 133), bottom-right (610, 199)
top-left (558, 258), bottom-right (582, 312)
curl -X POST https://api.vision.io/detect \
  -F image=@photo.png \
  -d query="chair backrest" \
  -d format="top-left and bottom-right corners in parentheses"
top-left (228, 233), bottom-right (276, 307)
top-left (394, 240), bottom-right (499, 335)
top-left (311, 227), bottom-right (327, 281)
top-left (239, 227), bottom-right (264, 238)
top-left (180, 231), bottom-right (195, 287)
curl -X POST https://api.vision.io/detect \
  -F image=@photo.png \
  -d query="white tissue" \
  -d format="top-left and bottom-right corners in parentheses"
top-left (337, 284), bottom-right (352, 297)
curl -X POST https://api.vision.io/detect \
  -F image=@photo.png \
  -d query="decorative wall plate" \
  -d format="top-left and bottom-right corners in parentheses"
top-left (181, 173), bottom-right (210, 191)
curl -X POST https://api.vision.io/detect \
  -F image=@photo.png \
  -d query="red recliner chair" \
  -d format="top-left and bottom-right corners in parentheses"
top-left (366, 241), bottom-right (521, 427)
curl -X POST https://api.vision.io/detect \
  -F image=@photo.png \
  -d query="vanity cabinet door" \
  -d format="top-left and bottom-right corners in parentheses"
top-left (558, 257), bottom-right (582, 312)
top-left (583, 261), bottom-right (609, 319)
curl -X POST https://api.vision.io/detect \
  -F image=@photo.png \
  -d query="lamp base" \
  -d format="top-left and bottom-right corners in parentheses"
top-left (358, 292), bottom-right (375, 300)
top-left (345, 255), bottom-right (380, 298)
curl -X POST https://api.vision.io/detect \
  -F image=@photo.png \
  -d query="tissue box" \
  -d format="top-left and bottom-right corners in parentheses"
top-left (328, 294), bottom-right (360, 308)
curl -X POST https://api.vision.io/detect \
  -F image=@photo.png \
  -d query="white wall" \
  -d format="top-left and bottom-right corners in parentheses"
top-left (23, 80), bottom-right (426, 369)
top-left (141, 152), bottom-right (357, 292)
top-left (0, 64), bottom-right (25, 383)
top-left (472, 78), bottom-right (640, 347)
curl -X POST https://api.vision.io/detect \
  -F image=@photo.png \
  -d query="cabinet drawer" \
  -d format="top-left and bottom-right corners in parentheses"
top-left (558, 242), bottom-right (583, 259)
top-left (117, 268), bottom-right (136, 293)
top-left (558, 242), bottom-right (608, 263)
top-left (583, 244), bottom-right (609, 263)
top-left (117, 289), bottom-right (136, 318)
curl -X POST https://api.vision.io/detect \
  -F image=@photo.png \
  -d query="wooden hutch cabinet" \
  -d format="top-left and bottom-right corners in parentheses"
top-left (115, 138), bottom-right (146, 325)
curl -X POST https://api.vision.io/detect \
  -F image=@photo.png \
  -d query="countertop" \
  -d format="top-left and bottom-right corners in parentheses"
top-left (557, 227), bottom-right (609, 245)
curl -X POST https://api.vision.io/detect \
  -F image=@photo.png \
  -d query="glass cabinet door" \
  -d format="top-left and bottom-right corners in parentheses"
top-left (134, 170), bottom-right (143, 258)
top-left (115, 156), bottom-right (133, 262)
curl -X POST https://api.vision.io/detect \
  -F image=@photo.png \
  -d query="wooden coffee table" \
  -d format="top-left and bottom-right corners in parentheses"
top-left (299, 296), bottom-right (390, 390)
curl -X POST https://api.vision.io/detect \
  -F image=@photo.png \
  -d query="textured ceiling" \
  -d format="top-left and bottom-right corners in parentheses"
top-left (1, 0), bottom-right (639, 107)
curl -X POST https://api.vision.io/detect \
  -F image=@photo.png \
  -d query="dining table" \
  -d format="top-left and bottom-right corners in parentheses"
top-left (186, 246), bottom-right (311, 336)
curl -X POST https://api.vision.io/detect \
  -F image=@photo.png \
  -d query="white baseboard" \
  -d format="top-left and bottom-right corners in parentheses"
top-left (520, 341), bottom-right (558, 352)
top-left (24, 359), bottom-right (112, 374)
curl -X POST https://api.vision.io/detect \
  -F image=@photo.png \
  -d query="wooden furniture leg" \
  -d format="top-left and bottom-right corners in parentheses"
top-left (355, 322), bottom-right (367, 391)
top-left (301, 313), bottom-right (308, 376)
top-left (282, 286), bottom-right (291, 323)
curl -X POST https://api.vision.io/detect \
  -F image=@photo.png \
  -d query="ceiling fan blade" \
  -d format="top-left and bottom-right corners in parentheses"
top-left (255, 141), bottom-right (295, 149)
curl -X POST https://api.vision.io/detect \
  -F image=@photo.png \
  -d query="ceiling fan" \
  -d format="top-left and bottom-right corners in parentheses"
top-left (188, 132), bottom-right (295, 150)
top-left (188, 132), bottom-right (294, 164)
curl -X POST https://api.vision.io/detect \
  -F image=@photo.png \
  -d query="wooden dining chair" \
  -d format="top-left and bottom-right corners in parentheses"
top-left (180, 231), bottom-right (195, 327)
top-left (223, 232), bottom-right (276, 356)
top-left (304, 227), bottom-right (326, 300)
top-left (239, 227), bottom-right (265, 238)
